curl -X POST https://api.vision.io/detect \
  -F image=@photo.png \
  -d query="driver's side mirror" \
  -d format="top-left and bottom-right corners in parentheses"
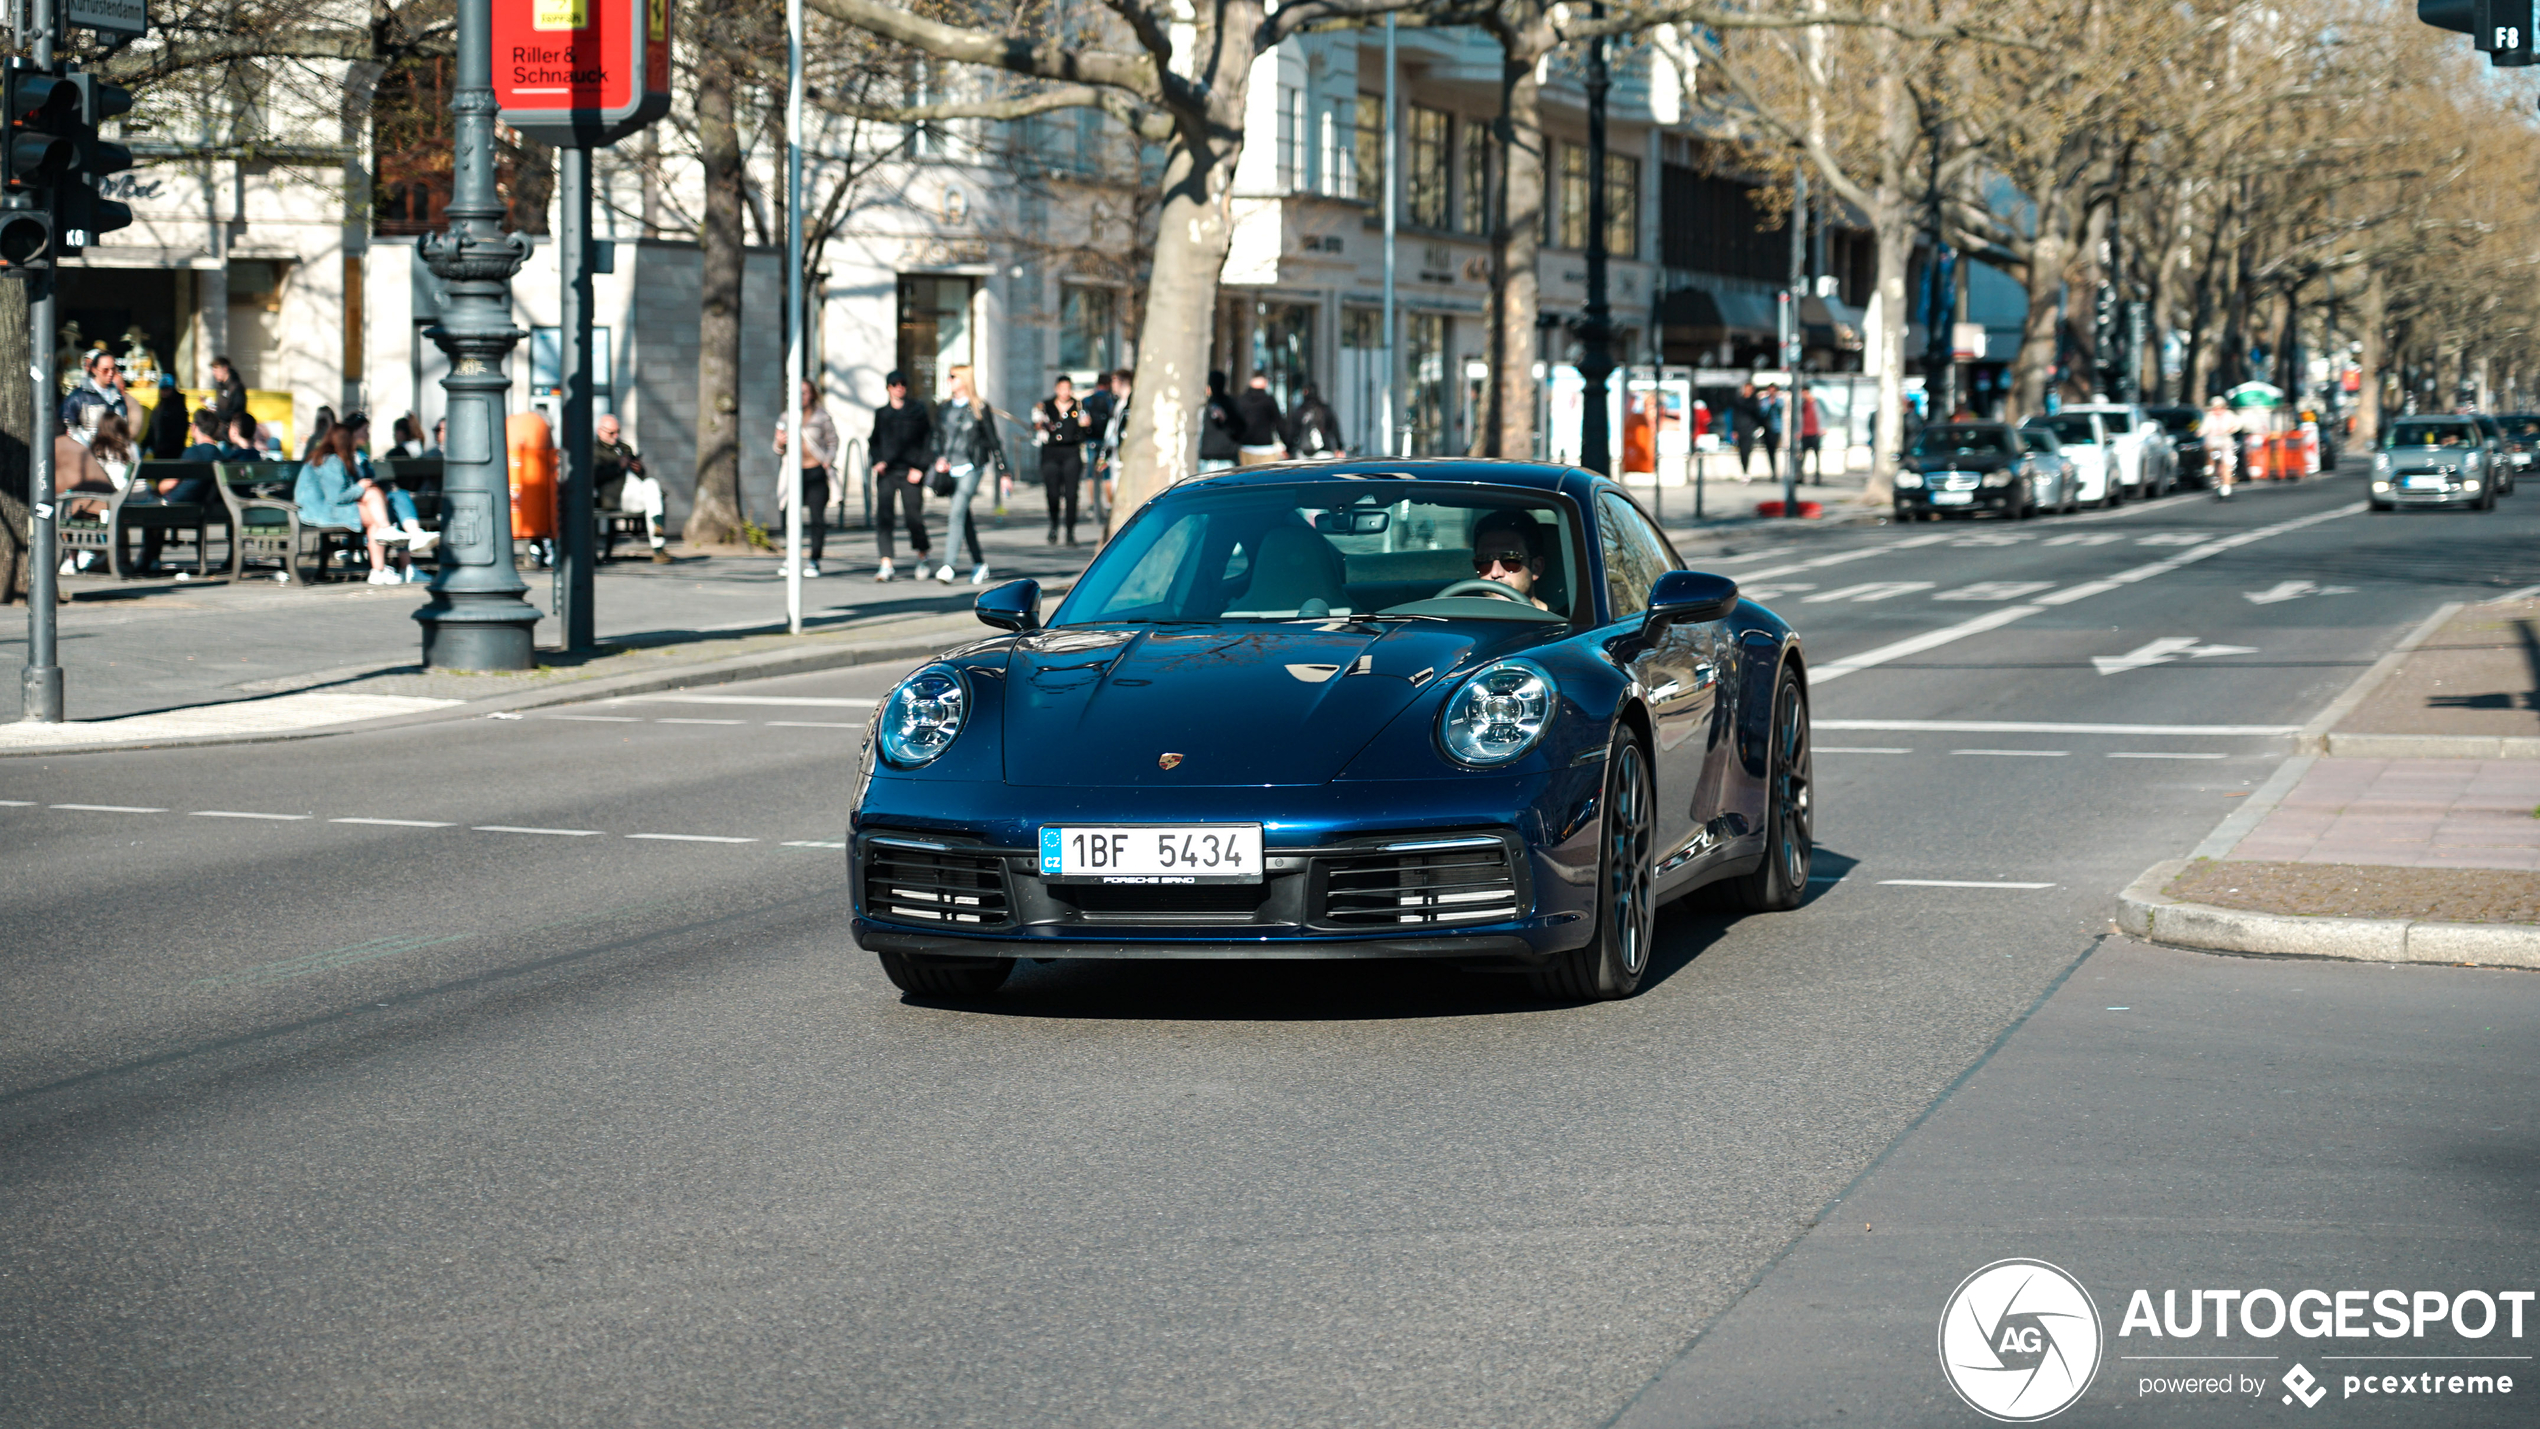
top-left (1644, 570), bottom-right (1739, 631)
top-left (975, 578), bottom-right (1043, 633)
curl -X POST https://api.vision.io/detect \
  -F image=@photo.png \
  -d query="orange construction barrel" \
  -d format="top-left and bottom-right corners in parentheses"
top-left (507, 411), bottom-right (556, 540)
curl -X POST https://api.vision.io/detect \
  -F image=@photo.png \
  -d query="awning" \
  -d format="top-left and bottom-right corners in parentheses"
top-left (1658, 285), bottom-right (1778, 337)
top-left (1801, 295), bottom-right (1865, 352)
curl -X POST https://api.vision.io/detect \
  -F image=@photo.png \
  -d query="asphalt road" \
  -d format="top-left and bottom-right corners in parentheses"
top-left (3, 464), bottom-right (2534, 1427)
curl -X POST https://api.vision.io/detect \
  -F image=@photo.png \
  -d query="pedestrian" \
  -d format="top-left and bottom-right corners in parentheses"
top-left (929, 364), bottom-right (1006, 585)
top-left (1759, 385), bottom-right (1784, 479)
top-left (1035, 374), bottom-right (1093, 545)
top-left (773, 379), bottom-right (839, 577)
top-left (59, 349), bottom-right (127, 439)
top-left (1234, 373), bottom-right (1287, 465)
top-left (299, 405), bottom-right (337, 463)
top-left (421, 417), bottom-right (446, 460)
top-left (868, 369), bottom-right (933, 581)
top-left (594, 413), bottom-right (670, 562)
top-left (1098, 368), bottom-right (1134, 517)
top-left (1798, 385), bottom-right (1825, 484)
top-left (390, 414), bottom-right (424, 459)
top-left (146, 374), bottom-right (190, 459)
top-left (1199, 370), bottom-right (1240, 473)
top-left (1284, 381), bottom-right (1345, 460)
top-left (1732, 381), bottom-right (1764, 479)
top-left (2201, 396), bottom-right (2239, 501)
top-left (206, 355), bottom-right (247, 436)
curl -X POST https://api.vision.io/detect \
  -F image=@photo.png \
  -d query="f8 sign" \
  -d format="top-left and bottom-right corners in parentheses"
top-left (491, 0), bottom-right (671, 147)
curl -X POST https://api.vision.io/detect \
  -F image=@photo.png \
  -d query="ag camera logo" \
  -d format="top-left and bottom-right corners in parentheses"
top-left (1939, 1259), bottom-right (2104, 1421)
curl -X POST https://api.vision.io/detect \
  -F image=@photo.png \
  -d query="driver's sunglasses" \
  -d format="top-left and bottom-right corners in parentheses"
top-left (1473, 552), bottom-right (1528, 574)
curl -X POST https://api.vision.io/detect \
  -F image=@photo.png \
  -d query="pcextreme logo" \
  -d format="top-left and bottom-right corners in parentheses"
top-left (1939, 1259), bottom-right (2104, 1422)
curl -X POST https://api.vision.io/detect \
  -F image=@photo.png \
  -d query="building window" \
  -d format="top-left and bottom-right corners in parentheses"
top-left (1605, 152), bottom-right (1639, 259)
top-left (1554, 141), bottom-right (1589, 250)
top-left (1354, 93), bottom-right (1385, 207)
top-left (1407, 312), bottom-right (1450, 455)
top-left (1251, 302), bottom-right (1317, 414)
top-left (1406, 106), bottom-right (1449, 229)
top-left (1275, 84), bottom-right (1302, 190)
top-left (1457, 119), bottom-right (1492, 235)
top-left (1059, 285), bottom-right (1116, 373)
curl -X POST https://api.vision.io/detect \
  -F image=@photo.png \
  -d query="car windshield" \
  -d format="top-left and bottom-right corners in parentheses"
top-left (1053, 482), bottom-right (1587, 626)
top-left (1909, 427), bottom-right (2014, 457)
top-left (2382, 420), bottom-right (2476, 449)
top-left (2032, 415), bottom-right (2101, 445)
top-left (2502, 416), bottom-right (2540, 439)
top-left (2146, 408), bottom-right (2201, 436)
top-left (2087, 410), bottom-right (2135, 433)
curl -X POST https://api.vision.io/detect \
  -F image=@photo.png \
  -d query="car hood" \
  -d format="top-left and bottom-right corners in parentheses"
top-left (999, 621), bottom-right (1526, 786)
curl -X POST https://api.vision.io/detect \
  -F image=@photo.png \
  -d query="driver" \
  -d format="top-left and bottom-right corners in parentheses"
top-left (1470, 509), bottom-right (1552, 611)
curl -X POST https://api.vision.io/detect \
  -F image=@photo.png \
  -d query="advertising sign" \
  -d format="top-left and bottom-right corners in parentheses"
top-left (492, 0), bottom-right (671, 147)
top-left (64, 0), bottom-right (147, 36)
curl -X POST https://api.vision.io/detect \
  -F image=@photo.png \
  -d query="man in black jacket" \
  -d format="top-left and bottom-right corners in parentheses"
top-left (1233, 373), bottom-right (1287, 465)
top-left (1199, 371), bottom-right (1240, 472)
top-left (869, 369), bottom-right (933, 581)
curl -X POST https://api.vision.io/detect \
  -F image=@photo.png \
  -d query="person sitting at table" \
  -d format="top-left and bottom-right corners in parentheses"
top-left (224, 412), bottom-right (261, 460)
top-left (179, 408), bottom-right (225, 462)
top-left (121, 411), bottom-right (224, 574)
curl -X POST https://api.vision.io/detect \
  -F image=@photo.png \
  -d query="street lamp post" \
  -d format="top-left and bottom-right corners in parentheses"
top-left (1578, 6), bottom-right (1614, 477)
top-left (415, 0), bottom-right (541, 670)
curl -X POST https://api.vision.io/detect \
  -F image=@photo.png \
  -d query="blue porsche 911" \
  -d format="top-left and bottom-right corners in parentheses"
top-left (849, 459), bottom-right (1812, 1000)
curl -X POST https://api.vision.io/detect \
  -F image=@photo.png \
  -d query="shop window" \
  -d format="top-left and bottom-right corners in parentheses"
top-left (1406, 106), bottom-right (1449, 229)
top-left (1457, 120), bottom-right (1493, 235)
top-left (1060, 285), bottom-right (1117, 372)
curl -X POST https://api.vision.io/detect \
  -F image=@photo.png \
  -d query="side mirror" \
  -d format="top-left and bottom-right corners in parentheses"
top-left (975, 578), bottom-right (1043, 633)
top-left (1644, 570), bottom-right (1739, 632)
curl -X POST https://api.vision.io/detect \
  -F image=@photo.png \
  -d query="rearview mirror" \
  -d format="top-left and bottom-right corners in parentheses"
top-left (1313, 509), bottom-right (1390, 535)
top-left (1643, 570), bottom-right (1739, 631)
top-left (975, 578), bottom-right (1043, 633)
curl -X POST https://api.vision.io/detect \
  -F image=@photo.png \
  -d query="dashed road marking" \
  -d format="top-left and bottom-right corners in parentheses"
top-left (1805, 581), bottom-right (1934, 604)
top-left (2107, 751), bottom-right (2229, 760)
top-left (191, 810), bottom-right (310, 820)
top-left (1936, 580), bottom-right (2055, 602)
top-left (1815, 719), bottom-right (2300, 736)
top-left (626, 833), bottom-right (757, 844)
top-left (552, 715), bottom-right (641, 722)
top-left (766, 721), bottom-right (858, 728)
top-left (656, 717), bottom-right (747, 725)
top-left (474, 825), bottom-right (604, 837)
top-left (1880, 879), bottom-right (2057, 889)
top-left (1816, 746), bottom-right (1912, 754)
top-left (332, 817), bottom-right (457, 827)
top-left (607, 695), bottom-right (879, 708)
top-left (51, 803), bottom-right (166, 813)
top-left (1953, 748), bottom-right (2069, 757)
top-left (782, 840), bottom-right (846, 849)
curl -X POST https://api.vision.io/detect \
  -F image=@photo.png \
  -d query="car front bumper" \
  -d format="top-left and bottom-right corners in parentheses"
top-left (849, 773), bottom-right (1606, 961)
top-left (1893, 483), bottom-right (2020, 515)
top-left (2379, 479), bottom-right (2478, 506)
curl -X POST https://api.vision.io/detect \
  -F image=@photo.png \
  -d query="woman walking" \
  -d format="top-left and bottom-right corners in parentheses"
top-left (1034, 374), bottom-right (1092, 545)
top-left (929, 365), bottom-right (1007, 584)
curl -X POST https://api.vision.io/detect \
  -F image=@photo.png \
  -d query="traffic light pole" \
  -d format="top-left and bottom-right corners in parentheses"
top-left (555, 144), bottom-right (595, 655)
top-left (23, 265), bottom-right (60, 721)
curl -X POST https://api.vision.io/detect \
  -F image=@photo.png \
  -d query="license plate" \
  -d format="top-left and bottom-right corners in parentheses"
top-left (1040, 824), bottom-right (1264, 883)
top-left (2402, 476), bottom-right (2445, 490)
top-left (1931, 491), bottom-right (1974, 505)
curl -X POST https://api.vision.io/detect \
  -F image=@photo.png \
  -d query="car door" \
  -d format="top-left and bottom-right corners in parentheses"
top-left (1597, 491), bottom-right (1719, 869)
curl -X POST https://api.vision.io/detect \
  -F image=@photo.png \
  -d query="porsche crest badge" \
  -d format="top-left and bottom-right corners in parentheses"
top-left (1158, 752), bottom-right (1184, 771)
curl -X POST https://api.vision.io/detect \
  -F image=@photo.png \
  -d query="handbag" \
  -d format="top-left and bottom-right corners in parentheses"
top-left (927, 467), bottom-right (958, 497)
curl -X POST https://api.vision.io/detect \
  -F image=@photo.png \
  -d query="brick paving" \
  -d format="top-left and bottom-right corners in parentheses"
top-left (2229, 758), bottom-right (2540, 872)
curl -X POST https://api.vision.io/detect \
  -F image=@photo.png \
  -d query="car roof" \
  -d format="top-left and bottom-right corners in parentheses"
top-left (1180, 457), bottom-right (1587, 494)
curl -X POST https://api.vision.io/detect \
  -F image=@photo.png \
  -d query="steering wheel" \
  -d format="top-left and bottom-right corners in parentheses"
top-left (1434, 577), bottom-right (1529, 604)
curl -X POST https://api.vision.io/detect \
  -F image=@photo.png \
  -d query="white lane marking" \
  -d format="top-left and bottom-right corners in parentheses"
top-left (1935, 580), bottom-right (2056, 602)
top-left (332, 817), bottom-right (457, 827)
top-left (1741, 583), bottom-right (1817, 600)
top-left (2244, 579), bottom-right (2354, 604)
top-left (51, 803), bottom-right (166, 813)
top-left (656, 717), bottom-right (747, 725)
top-left (1720, 531), bottom-right (1954, 584)
top-left (2108, 751), bottom-right (2229, 759)
top-left (1952, 748), bottom-right (2069, 757)
top-left (1880, 879), bottom-right (2058, 889)
top-left (2091, 637), bottom-right (2258, 675)
top-left (550, 715), bottom-right (641, 722)
top-left (1816, 745), bottom-right (1912, 753)
top-left (473, 825), bottom-right (604, 836)
top-left (782, 840), bottom-right (847, 849)
top-left (626, 833), bottom-right (758, 843)
top-left (191, 810), bottom-right (311, 820)
top-left (1696, 545), bottom-right (1800, 564)
top-left (2033, 578), bottom-right (2123, 606)
top-left (1805, 581), bottom-right (1934, 604)
top-left (607, 695), bottom-right (880, 708)
top-left (1810, 605), bottom-right (2045, 685)
top-left (1815, 719), bottom-right (2301, 735)
top-left (1950, 532), bottom-right (2033, 547)
top-left (2044, 533), bottom-right (2122, 546)
top-left (766, 721), bottom-right (858, 728)
top-left (0, 799), bottom-right (35, 806)
top-left (2498, 583), bottom-right (2540, 601)
top-left (2136, 533), bottom-right (2207, 546)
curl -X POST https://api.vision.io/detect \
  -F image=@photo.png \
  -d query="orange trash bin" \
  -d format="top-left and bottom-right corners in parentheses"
top-left (507, 411), bottom-right (557, 541)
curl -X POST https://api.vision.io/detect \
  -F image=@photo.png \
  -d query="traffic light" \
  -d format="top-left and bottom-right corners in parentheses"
top-left (54, 73), bottom-right (133, 254)
top-left (2421, 0), bottom-right (2536, 66)
top-left (0, 61), bottom-right (78, 269)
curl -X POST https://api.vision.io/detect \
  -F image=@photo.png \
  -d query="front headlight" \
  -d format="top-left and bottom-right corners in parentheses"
top-left (1439, 660), bottom-right (1556, 766)
top-left (2465, 479), bottom-right (2482, 493)
top-left (878, 665), bottom-right (969, 767)
top-left (1980, 469), bottom-right (2015, 488)
top-left (1893, 470), bottom-right (1924, 489)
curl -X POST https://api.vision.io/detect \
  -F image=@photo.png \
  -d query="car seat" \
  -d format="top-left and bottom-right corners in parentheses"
top-left (1236, 522), bottom-right (1349, 614)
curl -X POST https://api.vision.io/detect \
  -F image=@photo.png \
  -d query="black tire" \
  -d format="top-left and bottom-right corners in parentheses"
top-left (2014, 483), bottom-right (2036, 520)
top-left (1530, 728), bottom-right (1657, 1001)
top-left (2102, 478), bottom-right (2123, 509)
top-left (1729, 669), bottom-right (1813, 912)
top-left (2370, 502), bottom-right (2393, 513)
top-left (877, 950), bottom-right (1013, 998)
top-left (2480, 484), bottom-right (2499, 512)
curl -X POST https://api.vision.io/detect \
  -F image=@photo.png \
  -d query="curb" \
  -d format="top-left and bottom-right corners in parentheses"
top-left (2292, 600), bottom-right (2459, 754)
top-left (0, 616), bottom-right (978, 759)
top-left (2318, 733), bottom-right (2540, 759)
top-left (2116, 859), bottom-right (2540, 969)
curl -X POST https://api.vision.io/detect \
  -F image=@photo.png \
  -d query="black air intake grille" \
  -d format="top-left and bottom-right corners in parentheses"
top-left (864, 841), bottom-right (1012, 929)
top-left (1319, 841), bottom-right (1520, 927)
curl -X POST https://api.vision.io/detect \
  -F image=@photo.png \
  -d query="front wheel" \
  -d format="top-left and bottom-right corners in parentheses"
top-left (1530, 729), bottom-right (1657, 1001)
top-left (1729, 668), bottom-right (1814, 912)
top-left (877, 950), bottom-right (1014, 998)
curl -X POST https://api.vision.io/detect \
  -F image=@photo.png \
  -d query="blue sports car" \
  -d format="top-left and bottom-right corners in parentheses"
top-left (849, 459), bottom-right (1813, 1000)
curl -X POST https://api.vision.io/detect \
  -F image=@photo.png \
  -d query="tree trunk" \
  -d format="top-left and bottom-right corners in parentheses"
top-left (686, 45), bottom-right (747, 546)
top-left (2006, 230), bottom-right (2069, 422)
top-left (2353, 268), bottom-right (2385, 445)
top-left (1866, 202), bottom-right (1908, 497)
top-left (1487, 39), bottom-right (1548, 460)
top-left (0, 277), bottom-right (28, 603)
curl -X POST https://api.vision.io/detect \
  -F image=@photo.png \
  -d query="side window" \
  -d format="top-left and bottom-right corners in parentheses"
top-left (1596, 492), bottom-right (1675, 621)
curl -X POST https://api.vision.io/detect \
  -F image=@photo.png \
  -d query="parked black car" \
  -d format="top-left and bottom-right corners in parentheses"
top-left (1892, 423), bottom-right (2053, 520)
top-left (2145, 406), bottom-right (2208, 487)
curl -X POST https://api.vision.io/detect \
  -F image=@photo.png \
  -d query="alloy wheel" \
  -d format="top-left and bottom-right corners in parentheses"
top-left (1609, 741), bottom-right (1656, 976)
top-left (1773, 680), bottom-right (1814, 891)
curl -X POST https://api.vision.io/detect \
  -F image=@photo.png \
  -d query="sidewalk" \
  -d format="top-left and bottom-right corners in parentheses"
top-left (0, 502), bottom-right (1091, 745)
top-left (1631, 450), bottom-right (1885, 535)
top-left (2120, 596), bottom-right (2540, 965)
